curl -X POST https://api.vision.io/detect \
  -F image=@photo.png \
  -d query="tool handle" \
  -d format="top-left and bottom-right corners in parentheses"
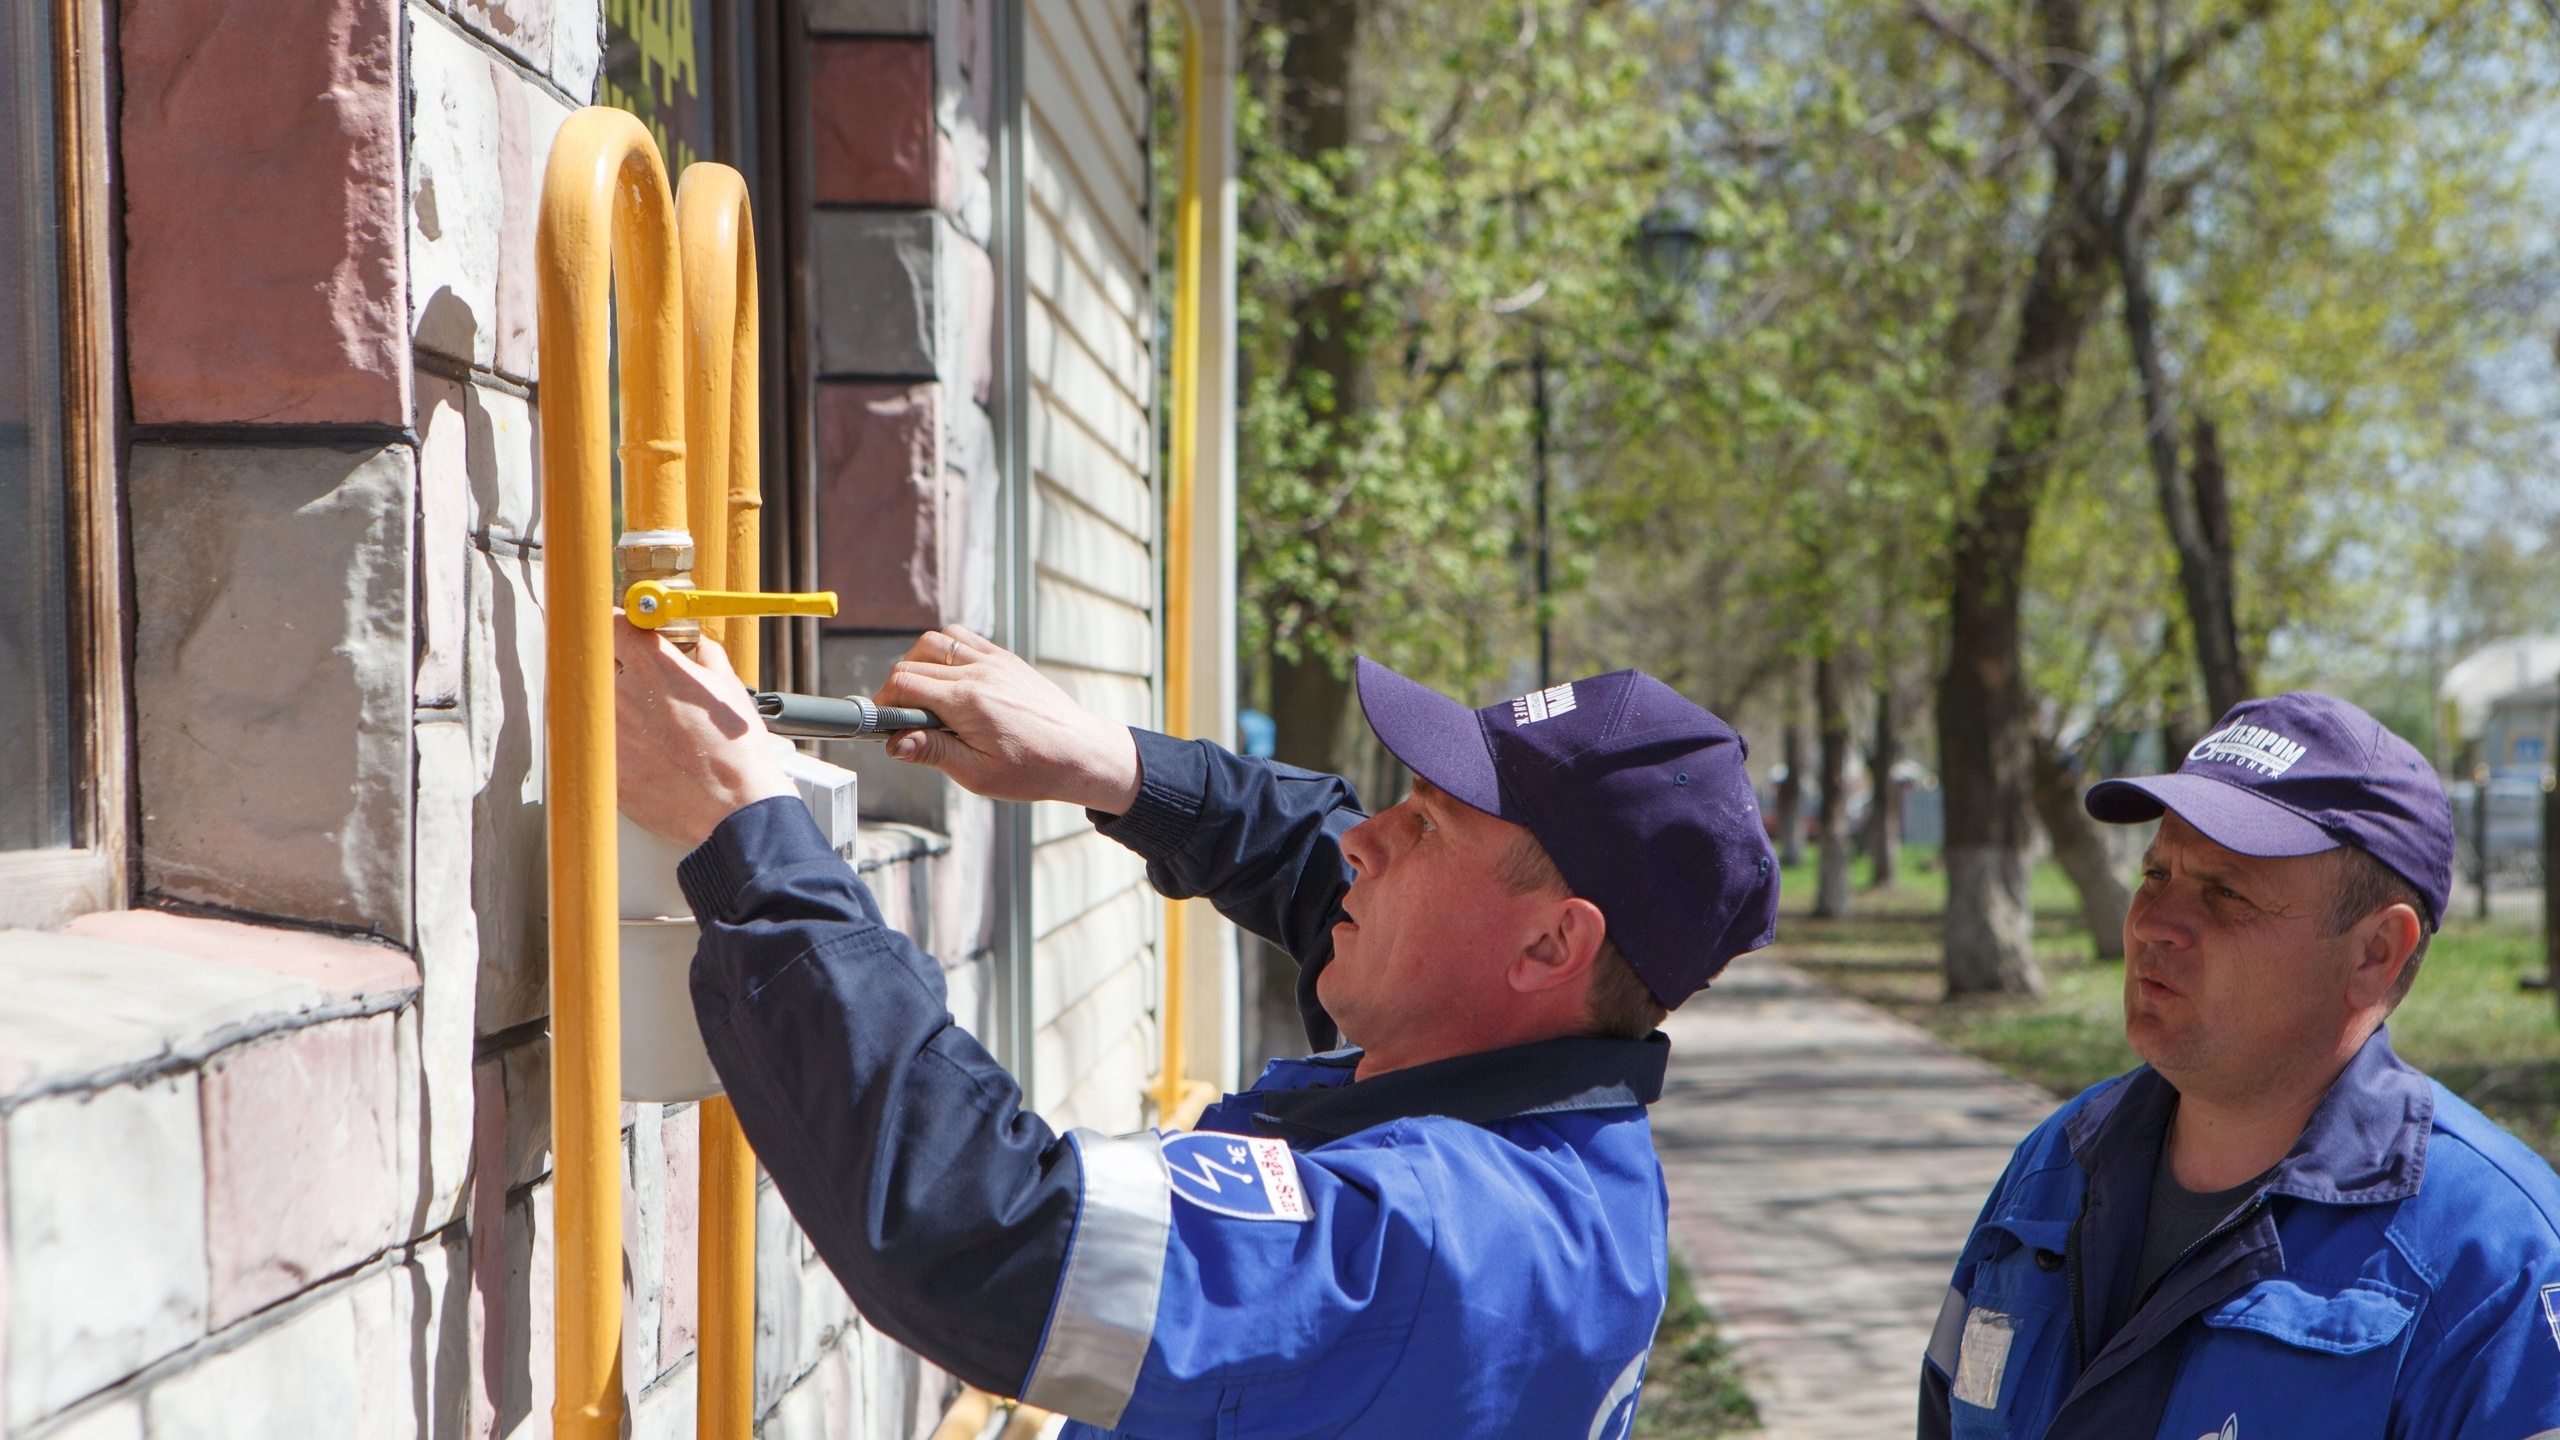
top-left (754, 691), bottom-right (946, 739)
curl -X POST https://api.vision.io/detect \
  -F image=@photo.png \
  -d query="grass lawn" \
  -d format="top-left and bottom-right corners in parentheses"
top-left (1775, 849), bottom-right (2560, 1165)
top-left (1635, 1257), bottom-right (1759, 1437)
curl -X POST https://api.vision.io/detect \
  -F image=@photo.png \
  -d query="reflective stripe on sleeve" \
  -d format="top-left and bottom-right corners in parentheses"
top-left (1022, 1129), bottom-right (1173, 1426)
top-left (1926, 1285), bottom-right (1967, 1376)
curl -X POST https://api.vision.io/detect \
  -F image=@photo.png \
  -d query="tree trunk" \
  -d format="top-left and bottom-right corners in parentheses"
top-left (2114, 228), bottom-right (2251, 718)
top-left (1776, 720), bottom-right (1807, 868)
top-left (1270, 644), bottom-right (1354, 776)
top-left (1938, 0), bottom-right (2106, 998)
top-left (1814, 654), bottom-right (1854, 918)
top-left (1260, 0), bottom-right (1365, 778)
top-left (1866, 680), bottom-right (1899, 888)
top-left (2030, 734), bottom-right (2129, 959)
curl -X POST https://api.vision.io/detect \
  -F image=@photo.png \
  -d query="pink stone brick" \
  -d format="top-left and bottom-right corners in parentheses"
top-left (816, 381), bottom-right (951, 631)
top-left (67, 910), bottom-right (419, 1004)
top-left (200, 1014), bottom-right (402, 1326)
top-left (493, 73), bottom-right (570, 381)
top-left (119, 0), bottom-right (408, 424)
top-left (658, 1105), bottom-right (699, 1368)
top-left (811, 40), bottom-right (935, 206)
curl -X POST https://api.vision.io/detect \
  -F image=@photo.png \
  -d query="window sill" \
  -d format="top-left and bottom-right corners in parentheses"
top-left (0, 911), bottom-right (417, 1106)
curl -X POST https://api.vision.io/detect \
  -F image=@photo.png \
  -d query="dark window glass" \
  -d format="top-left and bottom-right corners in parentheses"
top-left (0, 0), bottom-right (74, 852)
top-left (602, 0), bottom-right (720, 175)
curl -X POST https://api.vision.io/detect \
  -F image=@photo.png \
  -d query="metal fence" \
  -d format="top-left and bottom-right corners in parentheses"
top-left (2451, 776), bottom-right (2549, 891)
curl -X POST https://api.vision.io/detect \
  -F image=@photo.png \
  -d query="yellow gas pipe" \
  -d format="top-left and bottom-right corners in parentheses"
top-left (677, 162), bottom-right (761, 1440)
top-left (540, 111), bottom-right (829, 1439)
top-left (537, 107), bottom-right (689, 1440)
top-left (1153, 0), bottom-right (1212, 1128)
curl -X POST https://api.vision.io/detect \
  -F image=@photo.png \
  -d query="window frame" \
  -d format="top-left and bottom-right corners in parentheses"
top-left (0, 0), bottom-right (127, 928)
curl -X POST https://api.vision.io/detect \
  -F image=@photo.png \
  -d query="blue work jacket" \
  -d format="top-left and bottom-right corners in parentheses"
top-left (1920, 1028), bottom-right (2560, 1440)
top-left (678, 729), bottom-right (1670, 1438)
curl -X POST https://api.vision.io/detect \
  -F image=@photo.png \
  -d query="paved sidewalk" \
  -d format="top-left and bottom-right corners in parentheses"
top-left (1653, 954), bottom-right (2060, 1440)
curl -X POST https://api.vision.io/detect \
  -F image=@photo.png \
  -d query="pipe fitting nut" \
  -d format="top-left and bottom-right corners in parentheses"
top-left (618, 540), bottom-right (696, 579)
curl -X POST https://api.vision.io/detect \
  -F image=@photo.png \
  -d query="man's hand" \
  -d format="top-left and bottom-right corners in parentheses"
top-left (873, 627), bottom-right (1142, 813)
top-left (615, 617), bottom-right (796, 848)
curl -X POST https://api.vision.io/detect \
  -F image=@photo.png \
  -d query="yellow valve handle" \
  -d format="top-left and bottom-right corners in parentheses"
top-left (624, 580), bottom-right (839, 629)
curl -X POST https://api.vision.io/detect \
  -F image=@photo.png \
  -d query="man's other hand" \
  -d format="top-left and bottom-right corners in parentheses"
top-left (874, 627), bottom-right (1142, 814)
top-left (615, 617), bottom-right (796, 848)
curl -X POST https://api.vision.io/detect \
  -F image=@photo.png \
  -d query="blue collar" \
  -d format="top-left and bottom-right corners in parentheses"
top-left (2063, 1024), bottom-right (2431, 1207)
top-left (1245, 1033), bottom-right (1670, 1145)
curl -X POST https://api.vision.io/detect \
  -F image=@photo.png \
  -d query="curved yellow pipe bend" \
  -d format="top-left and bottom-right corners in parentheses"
top-left (676, 161), bottom-right (761, 1440)
top-left (536, 106), bottom-right (690, 1440)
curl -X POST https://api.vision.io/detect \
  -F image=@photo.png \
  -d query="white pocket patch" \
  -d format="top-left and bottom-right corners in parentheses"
top-left (1161, 1131), bottom-right (1310, 1221)
top-left (1951, 1307), bottom-right (2016, 1409)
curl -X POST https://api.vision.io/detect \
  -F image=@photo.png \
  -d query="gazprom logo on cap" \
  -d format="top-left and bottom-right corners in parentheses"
top-left (2188, 722), bottom-right (2308, 778)
top-left (1512, 682), bottom-right (1578, 727)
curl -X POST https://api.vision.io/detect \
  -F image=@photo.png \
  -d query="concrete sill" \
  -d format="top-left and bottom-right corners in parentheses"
top-left (0, 911), bottom-right (417, 1108)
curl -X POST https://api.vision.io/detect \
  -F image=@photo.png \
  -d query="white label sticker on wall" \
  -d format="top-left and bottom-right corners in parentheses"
top-left (1951, 1307), bottom-right (2016, 1409)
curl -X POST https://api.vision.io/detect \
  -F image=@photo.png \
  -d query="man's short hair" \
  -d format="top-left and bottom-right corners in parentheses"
top-left (1495, 829), bottom-right (1668, 1040)
top-left (2325, 844), bottom-right (2433, 1009)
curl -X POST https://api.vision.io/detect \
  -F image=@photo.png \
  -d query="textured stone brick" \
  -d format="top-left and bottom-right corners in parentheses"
top-left (754, 1181), bottom-right (853, 1415)
top-left (7, 1077), bottom-right (207, 1428)
top-left (812, 211), bottom-right (943, 377)
top-left (49, 1399), bottom-right (144, 1440)
top-left (201, 1014), bottom-right (403, 1327)
top-left (629, 1360), bottom-right (696, 1440)
top-left (949, 226), bottom-right (995, 405)
top-left (497, 1035), bottom-right (552, 1188)
top-left (620, 1102), bottom-right (665, 1383)
top-left (131, 445), bottom-right (414, 938)
top-left (467, 542), bottom-right (548, 1033)
top-left (761, 1339), bottom-right (856, 1440)
top-left (143, 1283), bottom-right (360, 1440)
top-left (656, 1104), bottom-right (699, 1370)
top-left (817, 634), bottom-right (948, 830)
top-left (806, 0), bottom-right (931, 31)
top-left (417, 373), bottom-right (471, 708)
top-left (119, 0), bottom-right (408, 424)
top-left (61, 911), bottom-right (417, 1006)
top-left (465, 1061), bottom-right (510, 1440)
top-left (948, 398), bottom-right (1001, 631)
top-left (498, 1182), bottom-right (556, 1437)
top-left (466, 383), bottom-right (542, 541)
top-left (453, 0), bottom-right (550, 70)
top-left (411, 717), bottom-right (481, 1230)
top-left (353, 1233), bottom-right (471, 1440)
top-left (409, 11), bottom-right (504, 368)
top-left (493, 76), bottom-right (572, 381)
top-left (552, 0), bottom-right (601, 99)
top-left (0, 931), bottom-right (328, 1098)
top-left (816, 382), bottom-right (947, 631)
top-left (812, 40), bottom-right (934, 205)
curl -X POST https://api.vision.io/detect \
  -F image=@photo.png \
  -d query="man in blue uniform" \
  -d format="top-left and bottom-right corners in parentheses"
top-left (1920, 692), bottom-right (2560, 1440)
top-left (613, 621), bottom-right (1780, 1437)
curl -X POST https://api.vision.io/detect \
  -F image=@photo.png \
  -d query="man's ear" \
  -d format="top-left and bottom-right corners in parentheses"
top-left (1511, 897), bottom-right (1608, 995)
top-left (2348, 901), bottom-right (2423, 1006)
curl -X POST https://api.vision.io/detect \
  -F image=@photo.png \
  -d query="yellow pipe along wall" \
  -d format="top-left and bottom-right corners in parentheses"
top-left (537, 111), bottom-right (790, 1440)
top-left (536, 107), bottom-right (688, 1440)
top-left (677, 162), bottom-right (762, 1440)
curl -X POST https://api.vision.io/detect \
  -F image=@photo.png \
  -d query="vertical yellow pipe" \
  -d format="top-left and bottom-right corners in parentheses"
top-left (536, 106), bottom-right (690, 1440)
top-left (677, 163), bottom-right (761, 1440)
top-left (1155, 11), bottom-right (1208, 1122)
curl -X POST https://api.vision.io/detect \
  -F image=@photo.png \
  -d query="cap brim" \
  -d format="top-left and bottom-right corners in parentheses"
top-left (2084, 773), bottom-right (2338, 858)
top-left (1354, 657), bottom-right (1507, 817)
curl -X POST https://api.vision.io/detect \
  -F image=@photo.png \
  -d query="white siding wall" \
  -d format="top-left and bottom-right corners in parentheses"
top-left (1024, 0), bottom-right (1158, 1131)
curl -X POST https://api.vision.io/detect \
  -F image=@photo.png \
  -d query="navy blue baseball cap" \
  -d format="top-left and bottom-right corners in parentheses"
top-left (1353, 657), bottom-right (1780, 1006)
top-left (2083, 692), bottom-right (2455, 927)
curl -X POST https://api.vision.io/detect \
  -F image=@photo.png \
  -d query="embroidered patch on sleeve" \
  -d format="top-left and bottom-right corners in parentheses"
top-left (1161, 1132), bottom-right (1311, 1221)
top-left (1951, 1307), bottom-right (2016, 1410)
top-left (2539, 1282), bottom-right (2560, 1352)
